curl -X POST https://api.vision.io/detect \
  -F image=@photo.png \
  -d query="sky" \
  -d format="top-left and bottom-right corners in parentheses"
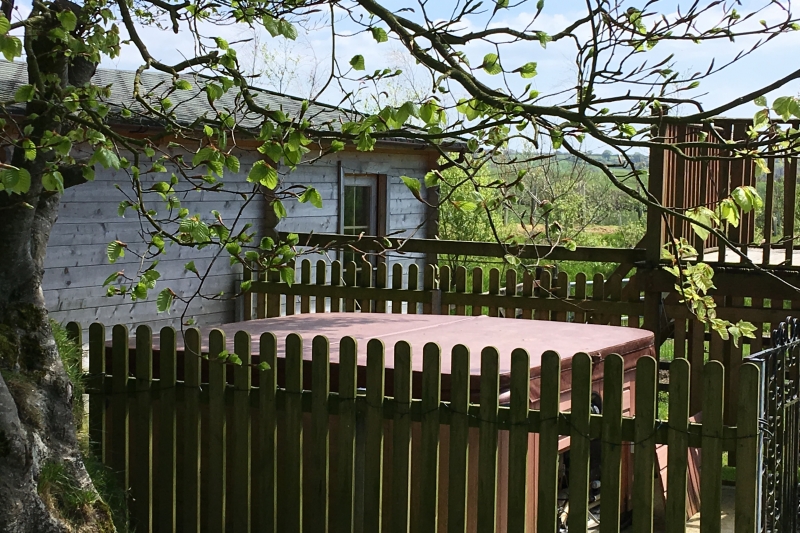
top-left (11, 0), bottom-right (800, 124)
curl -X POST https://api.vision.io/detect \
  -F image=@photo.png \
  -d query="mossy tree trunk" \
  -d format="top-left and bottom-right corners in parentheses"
top-left (0, 4), bottom-right (113, 531)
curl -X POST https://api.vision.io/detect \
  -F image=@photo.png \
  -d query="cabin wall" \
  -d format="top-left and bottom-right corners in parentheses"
top-left (45, 145), bottom-right (435, 329)
top-left (44, 147), bottom-right (267, 332)
top-left (276, 149), bottom-right (433, 299)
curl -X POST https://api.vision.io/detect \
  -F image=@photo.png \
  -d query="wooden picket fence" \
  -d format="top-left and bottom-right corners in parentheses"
top-left (243, 259), bottom-right (643, 325)
top-left (76, 321), bottom-right (764, 533)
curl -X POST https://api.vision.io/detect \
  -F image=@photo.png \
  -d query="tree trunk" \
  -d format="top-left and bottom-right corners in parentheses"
top-left (0, 9), bottom-right (115, 532)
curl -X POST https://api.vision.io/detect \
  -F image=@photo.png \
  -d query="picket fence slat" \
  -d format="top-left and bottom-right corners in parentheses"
top-left (111, 325), bottom-right (129, 492)
top-left (258, 333), bottom-right (278, 533)
top-left (364, 339), bottom-right (385, 532)
top-left (488, 268), bottom-right (500, 317)
top-left (455, 266), bottom-right (467, 316)
top-left (700, 361), bottom-right (725, 533)
top-left (337, 337), bottom-right (358, 533)
top-left (735, 362), bottom-right (760, 533)
top-left (568, 353), bottom-right (593, 533)
top-left (666, 358), bottom-right (691, 533)
top-left (309, 336), bottom-right (330, 532)
top-left (345, 262), bottom-right (357, 313)
top-left (392, 263), bottom-right (403, 314)
top-left (538, 350), bottom-right (562, 533)
top-left (360, 259), bottom-right (373, 313)
top-left (158, 327), bottom-right (177, 533)
top-left (408, 263), bottom-right (420, 315)
top-left (632, 356), bottom-right (657, 533)
top-left (208, 329), bottom-right (227, 533)
top-left (133, 325), bottom-right (153, 533)
top-left (471, 267), bottom-right (483, 317)
top-left (392, 341), bottom-right (413, 533)
top-left (422, 264), bottom-right (435, 315)
top-left (331, 261), bottom-right (342, 313)
top-left (376, 262), bottom-right (388, 313)
top-left (233, 331), bottom-right (252, 533)
top-left (316, 260), bottom-right (327, 313)
top-left (183, 327), bottom-right (202, 533)
top-left (285, 333), bottom-right (304, 533)
top-left (448, 344), bottom-right (470, 533)
top-left (301, 259), bottom-right (312, 314)
top-left (88, 323), bottom-right (105, 461)
top-left (507, 348), bottom-right (530, 533)
top-left (419, 342), bottom-right (442, 533)
top-left (599, 354), bottom-right (623, 533)
top-left (477, 347), bottom-right (500, 533)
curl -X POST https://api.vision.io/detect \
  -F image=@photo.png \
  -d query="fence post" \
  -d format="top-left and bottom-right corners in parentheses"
top-left (419, 342), bottom-right (442, 533)
top-left (393, 341), bottom-right (413, 533)
top-left (183, 327), bottom-right (202, 533)
top-left (666, 358), bottom-right (691, 533)
top-left (337, 337), bottom-right (357, 533)
top-left (233, 331), bottom-right (252, 533)
top-left (633, 356), bottom-right (657, 533)
top-left (477, 347), bottom-right (500, 533)
top-left (448, 344), bottom-right (470, 533)
top-left (735, 362), bottom-right (761, 533)
top-left (600, 353), bottom-right (624, 533)
top-left (132, 325), bottom-right (153, 533)
top-left (364, 339), bottom-right (386, 532)
top-left (569, 353), bottom-right (593, 533)
top-left (110, 325), bottom-right (129, 494)
top-left (208, 329), bottom-right (227, 532)
top-left (309, 336), bottom-right (330, 533)
top-left (158, 327), bottom-right (177, 533)
top-left (88, 323), bottom-right (106, 461)
top-left (257, 332), bottom-right (278, 533)
top-left (285, 333), bottom-right (304, 532)
top-left (538, 350), bottom-right (562, 533)
top-left (700, 361), bottom-right (725, 533)
top-left (508, 348), bottom-right (531, 533)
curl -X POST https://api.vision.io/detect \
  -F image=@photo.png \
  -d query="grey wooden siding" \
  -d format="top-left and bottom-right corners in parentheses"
top-left (45, 148), bottom-right (266, 332)
top-left (45, 146), bottom-right (435, 329)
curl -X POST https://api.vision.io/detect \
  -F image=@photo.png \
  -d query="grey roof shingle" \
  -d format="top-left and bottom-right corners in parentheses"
top-left (0, 60), bottom-right (448, 147)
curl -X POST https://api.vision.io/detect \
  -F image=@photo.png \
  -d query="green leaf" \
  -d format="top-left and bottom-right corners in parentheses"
top-left (481, 53), bottom-right (502, 75)
top-left (731, 186), bottom-right (753, 212)
top-left (156, 288), bottom-right (174, 313)
top-left (91, 147), bottom-right (120, 169)
top-left (57, 11), bottom-right (77, 32)
top-left (401, 176), bottom-right (422, 200)
top-left (273, 200), bottom-right (287, 219)
top-left (102, 271), bottom-right (122, 287)
top-left (247, 160), bottom-right (278, 189)
top-left (371, 27), bottom-right (388, 43)
top-left (226, 155), bottom-right (240, 173)
top-left (280, 267), bottom-right (294, 286)
top-left (754, 96), bottom-right (767, 107)
top-left (350, 55), bottom-right (365, 71)
top-left (184, 261), bottom-right (199, 275)
top-left (424, 171), bottom-right (440, 188)
top-left (14, 84), bottom-right (34, 103)
top-left (514, 62), bottom-right (538, 78)
top-left (42, 171), bottom-right (64, 192)
top-left (107, 241), bottom-right (125, 264)
top-left (175, 79), bottom-right (192, 90)
top-left (330, 140), bottom-right (345, 152)
top-left (258, 361), bottom-right (271, 371)
top-left (298, 187), bottom-right (323, 208)
top-left (772, 96), bottom-right (800, 121)
top-left (0, 15), bottom-right (10, 36)
top-left (0, 35), bottom-right (22, 61)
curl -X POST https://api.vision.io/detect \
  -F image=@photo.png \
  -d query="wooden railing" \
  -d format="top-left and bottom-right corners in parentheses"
top-left (78, 322), bottom-right (761, 533)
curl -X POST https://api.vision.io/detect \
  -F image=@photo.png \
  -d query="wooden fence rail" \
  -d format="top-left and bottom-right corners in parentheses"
top-left (79, 322), bottom-right (762, 533)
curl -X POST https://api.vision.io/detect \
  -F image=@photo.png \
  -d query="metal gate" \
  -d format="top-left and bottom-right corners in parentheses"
top-left (746, 318), bottom-right (800, 533)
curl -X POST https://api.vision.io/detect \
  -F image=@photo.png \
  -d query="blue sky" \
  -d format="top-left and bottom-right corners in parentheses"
top-left (11, 0), bottom-right (800, 120)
